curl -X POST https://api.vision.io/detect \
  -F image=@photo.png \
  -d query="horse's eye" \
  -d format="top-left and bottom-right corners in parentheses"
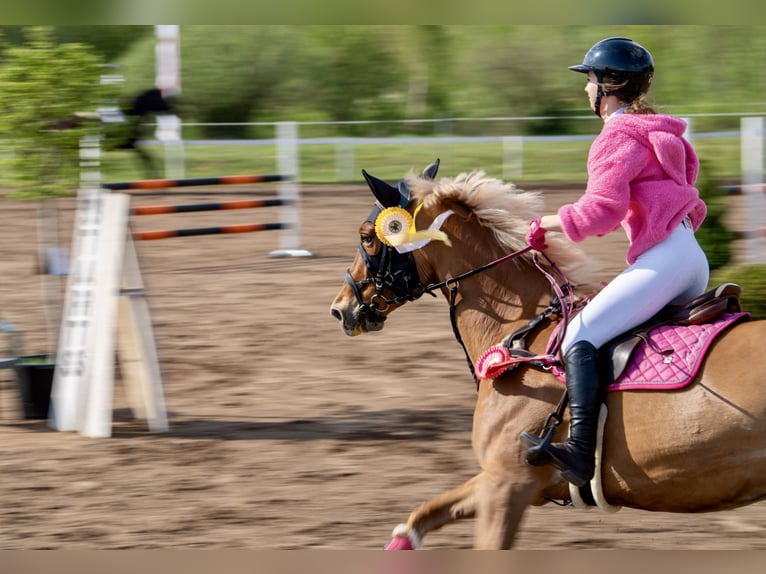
top-left (359, 221), bottom-right (377, 247)
top-left (361, 234), bottom-right (375, 246)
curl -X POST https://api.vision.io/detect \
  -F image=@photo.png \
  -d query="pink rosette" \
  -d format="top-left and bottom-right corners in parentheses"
top-left (475, 345), bottom-right (512, 380)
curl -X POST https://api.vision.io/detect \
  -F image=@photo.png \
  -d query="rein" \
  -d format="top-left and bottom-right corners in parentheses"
top-left (378, 245), bottom-right (537, 307)
top-left (349, 239), bottom-right (578, 387)
top-left (443, 247), bottom-right (577, 387)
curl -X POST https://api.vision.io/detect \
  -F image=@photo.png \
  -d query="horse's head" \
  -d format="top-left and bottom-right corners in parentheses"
top-left (330, 159), bottom-right (442, 336)
top-left (331, 161), bottom-right (600, 339)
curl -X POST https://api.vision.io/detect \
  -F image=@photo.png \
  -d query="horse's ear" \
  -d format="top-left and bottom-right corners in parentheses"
top-left (362, 169), bottom-right (401, 208)
top-left (421, 158), bottom-right (440, 181)
top-left (397, 181), bottom-right (411, 207)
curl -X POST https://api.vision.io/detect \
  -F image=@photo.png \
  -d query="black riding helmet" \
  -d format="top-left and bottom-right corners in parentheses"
top-left (570, 37), bottom-right (654, 117)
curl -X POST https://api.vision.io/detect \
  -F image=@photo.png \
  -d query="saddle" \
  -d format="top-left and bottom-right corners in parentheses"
top-left (600, 283), bottom-right (743, 382)
top-left (473, 283), bottom-right (746, 384)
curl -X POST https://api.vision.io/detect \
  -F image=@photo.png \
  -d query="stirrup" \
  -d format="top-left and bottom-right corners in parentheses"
top-left (520, 429), bottom-right (554, 466)
top-left (520, 398), bottom-right (567, 466)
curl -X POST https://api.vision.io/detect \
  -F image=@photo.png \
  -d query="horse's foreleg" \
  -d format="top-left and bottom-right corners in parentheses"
top-left (473, 470), bottom-right (537, 549)
top-left (385, 473), bottom-right (482, 549)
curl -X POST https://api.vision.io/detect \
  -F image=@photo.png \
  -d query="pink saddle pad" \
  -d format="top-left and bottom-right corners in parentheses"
top-left (605, 312), bottom-right (750, 392)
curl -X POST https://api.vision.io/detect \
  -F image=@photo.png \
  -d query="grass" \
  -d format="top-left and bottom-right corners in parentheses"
top-left (0, 134), bottom-right (749, 190)
top-left (93, 135), bottom-right (745, 186)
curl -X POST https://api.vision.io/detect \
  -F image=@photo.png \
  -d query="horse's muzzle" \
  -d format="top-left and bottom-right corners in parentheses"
top-left (330, 303), bottom-right (386, 336)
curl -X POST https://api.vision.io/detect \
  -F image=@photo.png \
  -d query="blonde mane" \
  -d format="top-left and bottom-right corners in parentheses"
top-left (406, 170), bottom-right (600, 294)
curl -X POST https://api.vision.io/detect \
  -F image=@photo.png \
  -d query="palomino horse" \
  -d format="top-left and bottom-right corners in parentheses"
top-left (329, 160), bottom-right (766, 549)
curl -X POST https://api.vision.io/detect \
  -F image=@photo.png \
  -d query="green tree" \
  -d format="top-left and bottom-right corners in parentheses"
top-left (106, 25), bottom-right (766, 138)
top-left (0, 25), bottom-right (152, 62)
top-left (0, 26), bottom-right (110, 199)
top-left (298, 26), bottom-right (405, 134)
top-left (694, 160), bottom-right (736, 271)
top-left (0, 26), bottom-right (111, 353)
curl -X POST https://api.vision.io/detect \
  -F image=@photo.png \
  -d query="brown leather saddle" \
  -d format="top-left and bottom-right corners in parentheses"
top-left (600, 283), bottom-right (743, 382)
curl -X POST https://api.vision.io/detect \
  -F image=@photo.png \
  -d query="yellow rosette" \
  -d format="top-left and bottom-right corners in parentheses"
top-left (375, 205), bottom-right (452, 252)
top-left (375, 207), bottom-right (414, 247)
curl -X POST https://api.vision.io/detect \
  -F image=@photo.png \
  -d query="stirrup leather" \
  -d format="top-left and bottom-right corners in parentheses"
top-left (520, 391), bottom-right (568, 465)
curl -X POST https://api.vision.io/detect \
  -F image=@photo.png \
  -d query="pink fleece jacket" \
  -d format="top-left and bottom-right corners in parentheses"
top-left (558, 113), bottom-right (707, 264)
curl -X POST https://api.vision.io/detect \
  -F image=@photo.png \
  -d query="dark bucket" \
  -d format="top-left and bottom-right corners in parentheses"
top-left (13, 355), bottom-right (55, 420)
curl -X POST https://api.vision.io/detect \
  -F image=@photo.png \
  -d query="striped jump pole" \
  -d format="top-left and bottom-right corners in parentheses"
top-left (129, 198), bottom-right (286, 216)
top-left (104, 172), bottom-right (313, 257)
top-left (130, 198), bottom-right (288, 241)
top-left (103, 174), bottom-right (287, 191)
top-left (719, 183), bottom-right (766, 195)
top-left (133, 222), bottom-right (287, 241)
top-left (732, 228), bottom-right (766, 240)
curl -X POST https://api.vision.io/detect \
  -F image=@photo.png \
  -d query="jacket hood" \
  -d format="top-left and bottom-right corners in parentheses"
top-left (608, 114), bottom-right (696, 186)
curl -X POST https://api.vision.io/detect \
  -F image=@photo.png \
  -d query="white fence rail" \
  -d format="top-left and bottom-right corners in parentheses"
top-left (142, 117), bottom-right (765, 263)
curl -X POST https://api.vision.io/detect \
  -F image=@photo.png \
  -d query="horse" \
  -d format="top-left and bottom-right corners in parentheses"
top-left (45, 87), bottom-right (176, 179)
top-left (114, 87), bottom-right (176, 178)
top-left (329, 159), bottom-right (766, 549)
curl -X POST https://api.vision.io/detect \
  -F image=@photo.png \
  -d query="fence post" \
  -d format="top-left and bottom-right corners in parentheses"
top-left (156, 114), bottom-right (185, 180)
top-left (155, 25), bottom-right (184, 180)
top-left (741, 117), bottom-right (765, 263)
top-left (682, 117), bottom-right (693, 143)
top-left (502, 136), bottom-right (523, 180)
top-left (336, 140), bottom-right (356, 182)
top-left (272, 121), bottom-right (313, 257)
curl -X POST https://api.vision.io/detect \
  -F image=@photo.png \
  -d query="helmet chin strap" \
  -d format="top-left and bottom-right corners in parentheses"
top-left (593, 91), bottom-right (604, 117)
top-left (593, 71), bottom-right (604, 118)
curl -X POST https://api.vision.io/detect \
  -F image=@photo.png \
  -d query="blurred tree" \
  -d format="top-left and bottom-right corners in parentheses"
top-left (300, 26), bottom-right (405, 135)
top-left (52, 26), bottom-right (152, 62)
top-left (0, 26), bottom-right (112, 352)
top-left (108, 25), bottom-right (766, 138)
top-left (694, 160), bottom-right (736, 271)
top-left (117, 26), bottom-right (309, 138)
top-left (709, 264), bottom-right (766, 320)
top-left (0, 25), bottom-right (151, 62)
top-left (0, 26), bottom-right (111, 199)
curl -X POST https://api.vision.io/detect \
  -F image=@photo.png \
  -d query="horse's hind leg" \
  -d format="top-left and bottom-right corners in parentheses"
top-left (385, 473), bottom-right (481, 549)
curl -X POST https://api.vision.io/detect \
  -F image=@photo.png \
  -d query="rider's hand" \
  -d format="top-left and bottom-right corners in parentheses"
top-left (526, 217), bottom-right (548, 251)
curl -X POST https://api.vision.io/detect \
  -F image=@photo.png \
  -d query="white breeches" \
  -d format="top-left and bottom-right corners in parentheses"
top-left (562, 219), bottom-right (710, 353)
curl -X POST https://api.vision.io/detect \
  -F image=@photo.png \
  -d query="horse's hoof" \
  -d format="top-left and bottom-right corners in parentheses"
top-left (385, 524), bottom-right (421, 549)
top-left (385, 535), bottom-right (415, 550)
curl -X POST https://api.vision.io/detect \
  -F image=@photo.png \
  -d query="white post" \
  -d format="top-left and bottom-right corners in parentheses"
top-left (49, 135), bottom-right (104, 431)
top-left (79, 193), bottom-right (130, 438)
top-left (502, 136), bottom-right (523, 180)
top-left (270, 121), bottom-right (313, 257)
top-left (117, 236), bottom-right (168, 433)
top-left (741, 117), bottom-right (765, 263)
top-left (155, 25), bottom-right (184, 179)
top-left (336, 140), bottom-right (356, 182)
top-left (156, 114), bottom-right (185, 180)
top-left (681, 117), bottom-right (693, 143)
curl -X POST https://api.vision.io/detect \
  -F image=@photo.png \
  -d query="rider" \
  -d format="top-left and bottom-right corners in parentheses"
top-left (520, 37), bottom-right (710, 487)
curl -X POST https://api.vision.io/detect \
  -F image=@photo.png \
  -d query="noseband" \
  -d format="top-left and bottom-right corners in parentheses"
top-left (344, 240), bottom-right (428, 318)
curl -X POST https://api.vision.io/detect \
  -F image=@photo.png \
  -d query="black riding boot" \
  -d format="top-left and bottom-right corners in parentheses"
top-left (520, 340), bottom-right (602, 487)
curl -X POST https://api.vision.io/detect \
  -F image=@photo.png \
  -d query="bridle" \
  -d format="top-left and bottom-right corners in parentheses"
top-left (343, 204), bottom-right (432, 321)
top-left (344, 243), bottom-right (426, 315)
